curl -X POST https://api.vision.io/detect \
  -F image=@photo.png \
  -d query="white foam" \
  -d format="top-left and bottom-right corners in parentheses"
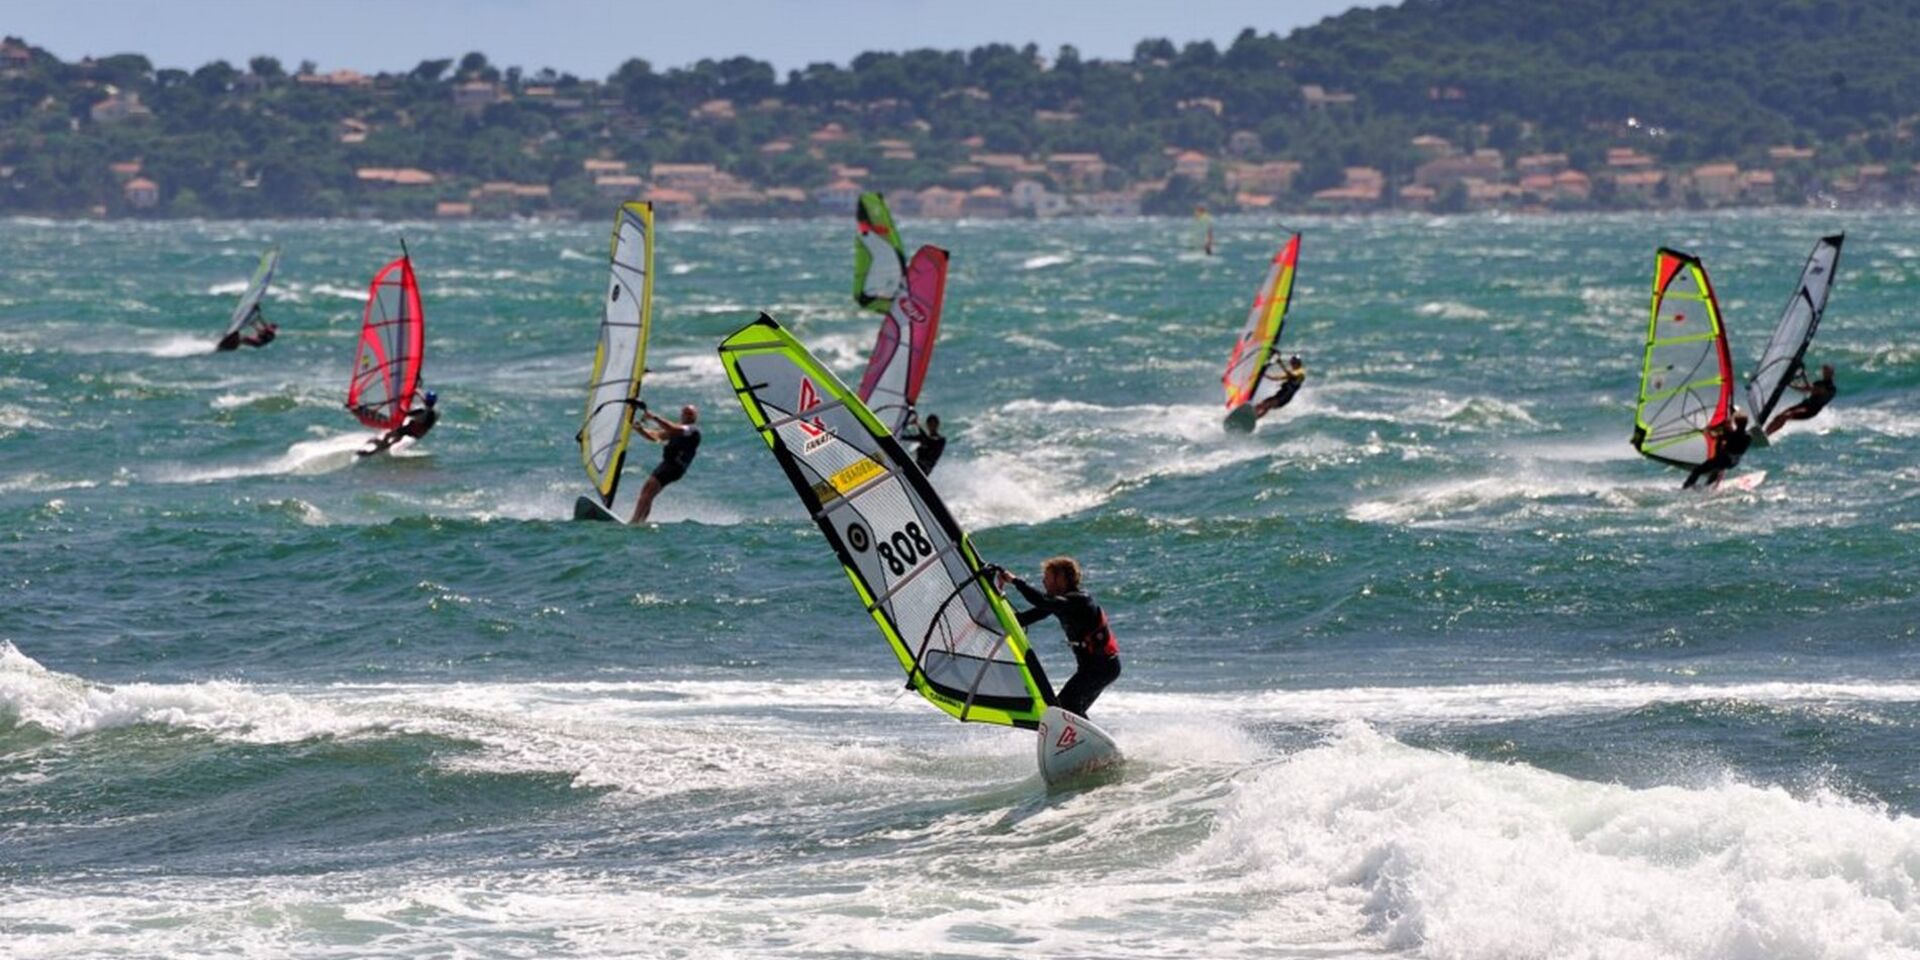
top-left (151, 433), bottom-right (372, 484)
top-left (1415, 300), bottom-right (1492, 321)
top-left (1191, 721), bottom-right (1920, 959)
top-left (1021, 253), bottom-right (1073, 270)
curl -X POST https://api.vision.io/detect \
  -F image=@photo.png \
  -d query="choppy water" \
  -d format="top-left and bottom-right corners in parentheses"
top-left (3, 211), bottom-right (1919, 958)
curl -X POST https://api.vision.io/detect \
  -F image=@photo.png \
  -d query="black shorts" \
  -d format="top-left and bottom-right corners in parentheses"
top-left (651, 461), bottom-right (688, 487)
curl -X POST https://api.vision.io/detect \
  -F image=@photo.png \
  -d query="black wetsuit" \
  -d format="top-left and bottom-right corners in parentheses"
top-left (901, 425), bottom-right (947, 475)
top-left (359, 405), bottom-right (438, 457)
top-left (1009, 578), bottom-right (1121, 717)
top-left (1683, 428), bottom-right (1753, 489)
top-left (1256, 368), bottom-right (1307, 417)
top-left (1786, 375), bottom-right (1836, 419)
top-left (652, 425), bottom-right (700, 486)
top-left (243, 326), bottom-right (276, 348)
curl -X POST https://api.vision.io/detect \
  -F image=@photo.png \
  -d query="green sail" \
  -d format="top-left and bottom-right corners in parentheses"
top-left (719, 314), bottom-right (1054, 729)
top-left (853, 192), bottom-right (907, 314)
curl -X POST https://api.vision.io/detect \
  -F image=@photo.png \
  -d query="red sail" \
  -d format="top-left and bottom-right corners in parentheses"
top-left (857, 245), bottom-right (947, 435)
top-left (346, 254), bottom-right (425, 430)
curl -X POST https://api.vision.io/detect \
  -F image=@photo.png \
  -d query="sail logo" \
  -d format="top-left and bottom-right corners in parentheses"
top-left (899, 296), bottom-right (929, 327)
top-left (797, 378), bottom-right (831, 453)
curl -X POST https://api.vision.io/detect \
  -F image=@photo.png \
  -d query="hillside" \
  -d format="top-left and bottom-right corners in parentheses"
top-left (0, 0), bottom-right (1912, 219)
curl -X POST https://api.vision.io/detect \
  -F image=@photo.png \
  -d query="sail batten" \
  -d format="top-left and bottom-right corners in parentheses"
top-left (346, 252), bottom-right (424, 431)
top-left (1746, 235), bottom-right (1843, 431)
top-left (720, 315), bottom-right (1052, 729)
top-left (1634, 248), bottom-right (1733, 467)
top-left (579, 202), bottom-right (655, 502)
top-left (1223, 233), bottom-right (1301, 410)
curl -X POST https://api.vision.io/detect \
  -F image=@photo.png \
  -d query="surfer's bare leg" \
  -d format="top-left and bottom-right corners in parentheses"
top-left (629, 476), bottom-right (663, 524)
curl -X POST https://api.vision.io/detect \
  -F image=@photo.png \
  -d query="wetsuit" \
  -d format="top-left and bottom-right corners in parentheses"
top-left (901, 424), bottom-right (947, 475)
top-left (241, 325), bottom-right (276, 348)
top-left (1683, 428), bottom-right (1753, 489)
top-left (1009, 577), bottom-right (1120, 717)
top-left (652, 425), bottom-right (700, 486)
top-left (359, 405), bottom-right (439, 457)
top-left (1255, 366), bottom-right (1307, 417)
top-left (1768, 374), bottom-right (1836, 432)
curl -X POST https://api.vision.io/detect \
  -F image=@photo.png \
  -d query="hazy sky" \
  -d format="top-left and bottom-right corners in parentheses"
top-left (7, 0), bottom-right (1373, 78)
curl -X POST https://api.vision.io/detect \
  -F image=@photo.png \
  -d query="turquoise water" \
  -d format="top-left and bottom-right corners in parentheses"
top-left (4, 211), bottom-right (1920, 957)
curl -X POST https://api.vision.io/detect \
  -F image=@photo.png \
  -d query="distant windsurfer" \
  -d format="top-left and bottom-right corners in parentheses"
top-left (217, 314), bottom-right (277, 351)
top-left (1765, 364), bottom-right (1836, 436)
top-left (900, 412), bottom-right (947, 475)
top-left (1252, 356), bottom-right (1307, 421)
top-left (629, 403), bottom-right (701, 524)
top-left (358, 390), bottom-right (439, 457)
top-left (997, 557), bottom-right (1120, 718)
top-left (1682, 411), bottom-right (1752, 489)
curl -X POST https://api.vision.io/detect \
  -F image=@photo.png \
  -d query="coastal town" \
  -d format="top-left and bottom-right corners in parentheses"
top-left (3, 30), bottom-right (1911, 221)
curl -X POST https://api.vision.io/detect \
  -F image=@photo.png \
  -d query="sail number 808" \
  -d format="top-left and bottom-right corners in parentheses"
top-left (875, 522), bottom-right (935, 576)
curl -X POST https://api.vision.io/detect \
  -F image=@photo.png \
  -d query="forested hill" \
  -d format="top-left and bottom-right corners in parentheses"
top-left (1281, 0), bottom-right (1920, 158)
top-left (1, 0), bottom-right (1913, 219)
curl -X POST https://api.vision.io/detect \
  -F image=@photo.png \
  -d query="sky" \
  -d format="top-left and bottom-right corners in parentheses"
top-left (6, 0), bottom-right (1373, 78)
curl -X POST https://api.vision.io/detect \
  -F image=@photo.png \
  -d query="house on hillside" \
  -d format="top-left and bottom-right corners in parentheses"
top-left (917, 186), bottom-right (965, 219)
top-left (814, 179), bottom-right (863, 210)
top-left (1173, 151), bottom-right (1211, 181)
top-left (91, 92), bottom-right (152, 125)
top-left (123, 177), bottom-right (159, 209)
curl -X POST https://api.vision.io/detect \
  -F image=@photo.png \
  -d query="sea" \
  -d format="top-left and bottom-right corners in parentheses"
top-left (3, 210), bottom-right (1919, 959)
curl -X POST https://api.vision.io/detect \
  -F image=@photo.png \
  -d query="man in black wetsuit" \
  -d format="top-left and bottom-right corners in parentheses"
top-left (1766, 364), bottom-right (1837, 436)
top-left (240, 319), bottom-right (277, 348)
top-left (629, 403), bottom-right (700, 524)
top-left (1683, 411), bottom-right (1752, 489)
top-left (357, 387), bottom-right (439, 455)
top-left (216, 314), bottom-right (277, 351)
top-left (899, 412), bottom-right (947, 475)
top-left (997, 556), bottom-right (1120, 718)
top-left (359, 390), bottom-right (439, 457)
top-left (1252, 356), bottom-right (1307, 421)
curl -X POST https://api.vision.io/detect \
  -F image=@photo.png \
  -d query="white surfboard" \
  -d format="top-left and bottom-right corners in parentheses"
top-left (572, 495), bottom-right (626, 524)
top-left (1712, 469), bottom-right (1767, 495)
top-left (1036, 706), bottom-right (1123, 789)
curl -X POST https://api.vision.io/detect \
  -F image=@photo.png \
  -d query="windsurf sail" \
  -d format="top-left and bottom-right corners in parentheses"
top-left (579, 202), bottom-right (655, 503)
top-left (1222, 233), bottom-right (1301, 410)
top-left (854, 192), bottom-right (907, 313)
top-left (1633, 248), bottom-right (1734, 466)
top-left (719, 314), bottom-right (1054, 729)
top-left (857, 245), bottom-right (947, 436)
top-left (346, 250), bottom-right (425, 431)
top-left (1745, 234), bottom-right (1843, 431)
top-left (220, 246), bottom-right (280, 340)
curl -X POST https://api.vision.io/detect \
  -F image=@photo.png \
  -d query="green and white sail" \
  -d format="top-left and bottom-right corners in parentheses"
top-left (1746, 235), bottom-right (1843, 434)
top-left (853, 192), bottom-right (907, 313)
top-left (578, 202), bottom-right (655, 503)
top-left (719, 315), bottom-right (1054, 728)
top-left (220, 246), bottom-right (280, 340)
top-left (1634, 248), bottom-right (1733, 467)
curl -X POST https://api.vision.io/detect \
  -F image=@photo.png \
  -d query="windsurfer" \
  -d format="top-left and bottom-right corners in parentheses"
top-left (900, 412), bottom-right (947, 475)
top-left (629, 403), bottom-right (701, 524)
top-left (998, 557), bottom-right (1120, 718)
top-left (1766, 364), bottom-right (1836, 435)
top-left (358, 390), bottom-right (439, 457)
top-left (1683, 411), bottom-right (1752, 489)
top-left (239, 316), bottom-right (277, 348)
top-left (1253, 356), bottom-right (1308, 420)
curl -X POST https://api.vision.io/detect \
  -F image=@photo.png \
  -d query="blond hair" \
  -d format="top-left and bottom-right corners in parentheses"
top-left (1043, 556), bottom-right (1081, 591)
